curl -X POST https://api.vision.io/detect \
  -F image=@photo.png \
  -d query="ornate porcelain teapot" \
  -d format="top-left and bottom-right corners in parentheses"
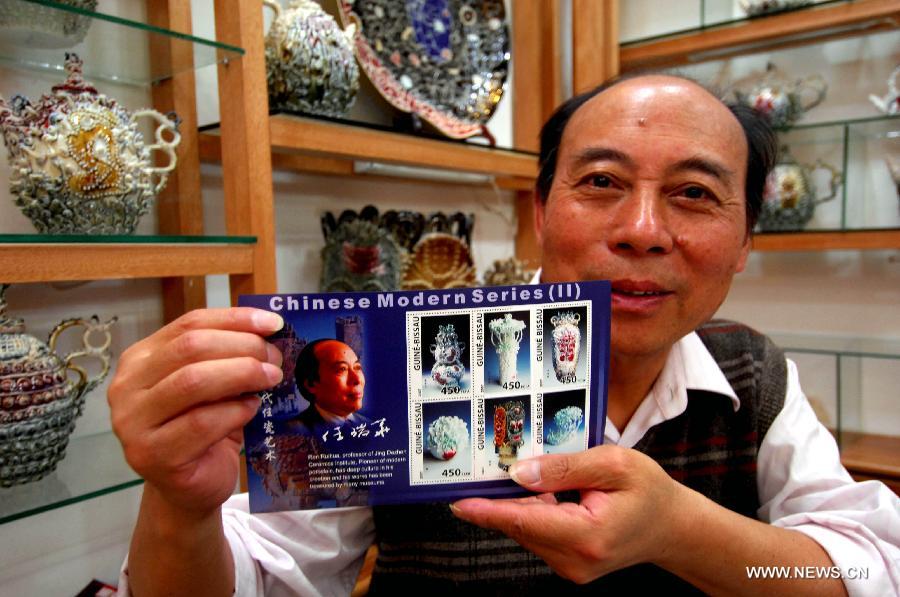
top-left (0, 284), bottom-right (116, 487)
top-left (0, 53), bottom-right (181, 235)
top-left (264, 0), bottom-right (359, 117)
top-left (732, 63), bottom-right (827, 128)
top-left (758, 146), bottom-right (841, 231)
top-left (869, 66), bottom-right (899, 116)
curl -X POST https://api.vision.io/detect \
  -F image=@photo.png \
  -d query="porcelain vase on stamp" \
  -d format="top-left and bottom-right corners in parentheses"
top-left (430, 324), bottom-right (465, 389)
top-left (493, 400), bottom-right (525, 471)
top-left (489, 314), bottom-right (524, 386)
top-left (550, 311), bottom-right (580, 383)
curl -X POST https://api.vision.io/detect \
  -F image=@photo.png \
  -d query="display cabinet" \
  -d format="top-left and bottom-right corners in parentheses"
top-left (771, 333), bottom-right (900, 494)
top-left (611, 0), bottom-right (899, 488)
top-left (0, 0), bottom-right (280, 526)
top-left (0, 0), bottom-right (575, 527)
top-left (616, 0), bottom-right (900, 252)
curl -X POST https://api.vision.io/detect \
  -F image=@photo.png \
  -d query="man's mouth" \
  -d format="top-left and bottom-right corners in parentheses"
top-left (611, 280), bottom-right (671, 294)
top-left (610, 280), bottom-right (673, 307)
top-left (615, 289), bottom-right (667, 296)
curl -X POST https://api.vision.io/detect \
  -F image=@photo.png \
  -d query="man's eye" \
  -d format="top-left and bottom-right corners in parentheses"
top-left (682, 186), bottom-right (709, 200)
top-left (590, 174), bottom-right (612, 188)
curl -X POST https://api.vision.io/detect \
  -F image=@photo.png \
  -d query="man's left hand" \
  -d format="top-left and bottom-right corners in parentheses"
top-left (451, 445), bottom-right (688, 584)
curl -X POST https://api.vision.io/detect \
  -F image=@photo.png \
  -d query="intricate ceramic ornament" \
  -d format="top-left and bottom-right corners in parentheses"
top-left (482, 257), bottom-right (535, 287)
top-left (758, 146), bottom-right (841, 231)
top-left (426, 415), bottom-right (468, 460)
top-left (320, 218), bottom-right (403, 292)
top-left (430, 323), bottom-right (465, 389)
top-left (732, 63), bottom-right (826, 129)
top-left (869, 66), bottom-right (899, 115)
top-left (401, 233), bottom-right (476, 290)
top-left (0, 0), bottom-right (98, 48)
top-left (739, 0), bottom-right (812, 17)
top-left (0, 284), bottom-right (116, 487)
top-left (337, 0), bottom-right (509, 140)
top-left (320, 206), bottom-right (475, 291)
top-left (489, 314), bottom-right (524, 387)
top-left (545, 406), bottom-right (583, 446)
top-left (264, 0), bottom-right (359, 118)
top-left (550, 311), bottom-right (580, 383)
top-left (0, 54), bottom-right (181, 234)
top-left (493, 400), bottom-right (524, 471)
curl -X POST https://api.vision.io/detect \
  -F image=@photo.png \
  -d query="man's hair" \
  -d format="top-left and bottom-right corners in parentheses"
top-left (294, 338), bottom-right (332, 403)
top-left (535, 72), bottom-right (778, 232)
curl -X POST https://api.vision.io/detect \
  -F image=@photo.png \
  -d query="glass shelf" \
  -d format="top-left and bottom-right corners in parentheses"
top-left (770, 115), bottom-right (900, 233)
top-left (0, 234), bottom-right (256, 244)
top-left (770, 331), bottom-right (900, 359)
top-left (621, 0), bottom-right (848, 45)
top-left (0, 431), bottom-right (143, 525)
top-left (619, 1), bottom-right (897, 71)
top-left (0, 0), bottom-right (243, 86)
top-left (770, 332), bottom-right (899, 475)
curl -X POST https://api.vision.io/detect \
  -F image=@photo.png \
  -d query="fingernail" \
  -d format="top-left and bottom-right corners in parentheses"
top-left (262, 362), bottom-right (284, 385)
top-left (266, 343), bottom-right (283, 367)
top-left (449, 503), bottom-right (466, 519)
top-left (253, 310), bottom-right (284, 332)
top-left (509, 460), bottom-right (541, 486)
top-left (243, 394), bottom-right (261, 410)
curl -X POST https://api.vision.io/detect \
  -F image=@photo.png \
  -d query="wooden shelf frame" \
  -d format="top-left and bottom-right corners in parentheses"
top-left (0, 243), bottom-right (254, 283)
top-left (620, 0), bottom-right (900, 71)
top-left (198, 114), bottom-right (538, 183)
top-left (752, 229), bottom-right (900, 251)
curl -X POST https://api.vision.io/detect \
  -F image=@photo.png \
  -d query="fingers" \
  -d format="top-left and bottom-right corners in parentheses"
top-left (115, 308), bottom-right (284, 390)
top-left (508, 445), bottom-right (632, 493)
top-left (452, 498), bottom-right (595, 559)
top-left (158, 307), bottom-right (284, 342)
top-left (140, 329), bottom-right (282, 390)
top-left (139, 395), bottom-right (261, 472)
top-left (138, 357), bottom-right (282, 429)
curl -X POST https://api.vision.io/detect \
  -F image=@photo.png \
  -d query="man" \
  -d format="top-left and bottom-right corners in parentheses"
top-left (288, 338), bottom-right (368, 439)
top-left (109, 74), bottom-right (899, 596)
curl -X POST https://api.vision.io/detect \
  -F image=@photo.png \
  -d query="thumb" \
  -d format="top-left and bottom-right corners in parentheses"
top-left (509, 445), bottom-right (631, 493)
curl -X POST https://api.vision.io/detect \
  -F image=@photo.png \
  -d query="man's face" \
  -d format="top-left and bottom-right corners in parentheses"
top-left (306, 340), bottom-right (365, 417)
top-left (536, 76), bottom-right (751, 361)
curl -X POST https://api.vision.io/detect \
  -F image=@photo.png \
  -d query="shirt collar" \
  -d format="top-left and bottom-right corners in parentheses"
top-left (670, 332), bottom-right (741, 411)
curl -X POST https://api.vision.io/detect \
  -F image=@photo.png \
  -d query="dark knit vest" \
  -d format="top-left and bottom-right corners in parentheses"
top-left (368, 320), bottom-right (787, 596)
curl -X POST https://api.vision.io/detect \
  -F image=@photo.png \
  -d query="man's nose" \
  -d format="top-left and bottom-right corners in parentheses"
top-left (607, 186), bottom-right (674, 255)
top-left (348, 368), bottom-right (363, 385)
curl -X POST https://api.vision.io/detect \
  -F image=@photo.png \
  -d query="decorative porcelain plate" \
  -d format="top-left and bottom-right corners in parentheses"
top-left (337, 0), bottom-right (509, 140)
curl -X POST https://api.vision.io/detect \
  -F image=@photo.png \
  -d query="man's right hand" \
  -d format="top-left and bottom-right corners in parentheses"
top-left (108, 307), bottom-right (284, 515)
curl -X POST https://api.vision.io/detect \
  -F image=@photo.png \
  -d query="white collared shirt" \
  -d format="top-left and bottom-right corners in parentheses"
top-left (120, 333), bottom-right (897, 597)
top-left (119, 309), bottom-right (900, 597)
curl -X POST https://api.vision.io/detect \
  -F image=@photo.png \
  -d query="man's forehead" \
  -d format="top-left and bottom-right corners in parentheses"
top-left (315, 340), bottom-right (357, 362)
top-left (561, 76), bottom-right (747, 165)
top-left (577, 77), bottom-right (737, 128)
